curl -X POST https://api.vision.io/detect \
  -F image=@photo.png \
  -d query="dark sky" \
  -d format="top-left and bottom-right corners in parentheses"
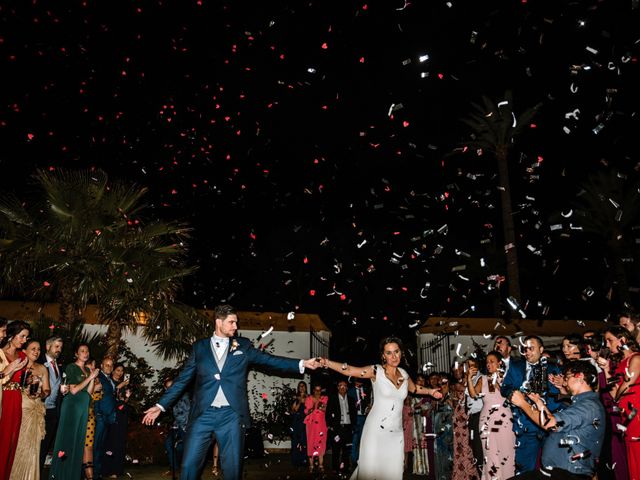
top-left (1, 0), bottom-right (639, 359)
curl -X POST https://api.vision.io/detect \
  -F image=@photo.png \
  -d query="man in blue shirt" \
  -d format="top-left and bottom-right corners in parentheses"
top-left (509, 360), bottom-right (605, 480)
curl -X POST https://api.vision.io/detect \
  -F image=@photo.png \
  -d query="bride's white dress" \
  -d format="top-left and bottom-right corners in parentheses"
top-left (351, 364), bottom-right (408, 480)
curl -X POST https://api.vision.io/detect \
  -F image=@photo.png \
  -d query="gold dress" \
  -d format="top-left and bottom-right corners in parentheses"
top-left (10, 390), bottom-right (46, 480)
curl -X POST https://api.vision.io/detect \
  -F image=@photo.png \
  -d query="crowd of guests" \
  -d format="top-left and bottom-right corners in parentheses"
top-left (0, 317), bottom-right (132, 480)
top-left (286, 313), bottom-right (640, 480)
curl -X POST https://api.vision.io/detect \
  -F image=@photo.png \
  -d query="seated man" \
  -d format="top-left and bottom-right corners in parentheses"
top-left (508, 360), bottom-right (605, 480)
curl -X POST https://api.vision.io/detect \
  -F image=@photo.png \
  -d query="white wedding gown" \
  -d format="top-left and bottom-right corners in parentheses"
top-left (351, 365), bottom-right (408, 480)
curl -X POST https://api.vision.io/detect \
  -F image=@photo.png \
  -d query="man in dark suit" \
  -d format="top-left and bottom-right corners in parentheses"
top-left (501, 335), bottom-right (562, 475)
top-left (142, 304), bottom-right (320, 480)
top-left (93, 356), bottom-right (116, 480)
top-left (494, 335), bottom-right (524, 377)
top-left (327, 379), bottom-right (357, 476)
top-left (39, 336), bottom-right (64, 471)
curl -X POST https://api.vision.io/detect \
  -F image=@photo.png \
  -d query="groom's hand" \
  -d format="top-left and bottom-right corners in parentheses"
top-left (303, 358), bottom-right (321, 370)
top-left (142, 406), bottom-right (162, 425)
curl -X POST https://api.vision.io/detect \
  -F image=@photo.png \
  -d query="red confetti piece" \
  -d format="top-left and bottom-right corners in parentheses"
top-left (43, 281), bottom-right (51, 287)
top-left (321, 43), bottom-right (328, 49)
top-left (57, 451), bottom-right (65, 458)
top-left (309, 290), bottom-right (316, 296)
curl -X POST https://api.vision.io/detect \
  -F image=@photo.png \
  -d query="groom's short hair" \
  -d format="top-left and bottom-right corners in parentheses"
top-left (214, 304), bottom-right (236, 320)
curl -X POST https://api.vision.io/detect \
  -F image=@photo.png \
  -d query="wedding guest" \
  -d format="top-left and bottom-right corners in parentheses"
top-left (585, 331), bottom-right (628, 480)
top-left (468, 350), bottom-right (515, 479)
top-left (327, 379), bottom-right (356, 476)
top-left (48, 343), bottom-right (100, 480)
top-left (39, 336), bottom-right (64, 471)
top-left (501, 335), bottom-right (562, 474)
top-left (465, 358), bottom-right (484, 474)
top-left (0, 320), bottom-right (30, 480)
top-left (509, 360), bottom-right (605, 480)
top-left (10, 339), bottom-right (50, 480)
top-left (451, 363), bottom-right (479, 480)
top-left (618, 311), bottom-right (639, 335)
top-left (410, 374), bottom-right (432, 476)
top-left (83, 358), bottom-right (102, 480)
top-left (162, 377), bottom-right (190, 477)
top-left (304, 384), bottom-right (328, 473)
top-left (561, 334), bottom-right (588, 362)
top-left (403, 396), bottom-right (413, 471)
top-left (102, 363), bottom-right (131, 478)
top-left (93, 356), bottom-right (116, 479)
top-left (600, 326), bottom-right (640, 480)
top-left (0, 317), bottom-right (7, 418)
top-left (494, 336), bottom-right (522, 377)
top-left (290, 381), bottom-right (308, 468)
top-left (426, 372), bottom-right (441, 480)
top-left (433, 373), bottom-right (454, 480)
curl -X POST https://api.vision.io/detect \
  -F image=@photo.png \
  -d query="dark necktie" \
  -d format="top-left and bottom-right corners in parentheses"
top-left (51, 361), bottom-right (59, 379)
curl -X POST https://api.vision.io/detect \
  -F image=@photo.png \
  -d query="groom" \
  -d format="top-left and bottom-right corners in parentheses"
top-left (142, 304), bottom-right (320, 480)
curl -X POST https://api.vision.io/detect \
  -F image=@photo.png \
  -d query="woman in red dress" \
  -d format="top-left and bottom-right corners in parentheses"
top-left (0, 320), bottom-right (30, 480)
top-left (602, 326), bottom-right (640, 480)
top-left (304, 384), bottom-right (328, 473)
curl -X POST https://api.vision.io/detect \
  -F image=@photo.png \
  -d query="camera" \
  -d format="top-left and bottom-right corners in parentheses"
top-left (598, 347), bottom-right (611, 360)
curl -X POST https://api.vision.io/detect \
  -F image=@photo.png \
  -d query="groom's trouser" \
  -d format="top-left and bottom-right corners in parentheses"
top-left (181, 406), bottom-right (245, 480)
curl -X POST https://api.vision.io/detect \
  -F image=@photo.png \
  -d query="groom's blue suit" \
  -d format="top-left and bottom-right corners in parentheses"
top-left (157, 335), bottom-right (302, 480)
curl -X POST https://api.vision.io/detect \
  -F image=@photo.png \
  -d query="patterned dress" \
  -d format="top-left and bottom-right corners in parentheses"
top-left (85, 390), bottom-right (103, 447)
top-left (451, 389), bottom-right (480, 480)
top-left (411, 396), bottom-right (431, 476)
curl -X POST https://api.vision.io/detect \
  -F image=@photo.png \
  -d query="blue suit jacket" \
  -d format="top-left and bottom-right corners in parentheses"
top-left (94, 371), bottom-right (117, 424)
top-left (501, 357), bottom-right (562, 435)
top-left (158, 336), bottom-right (301, 426)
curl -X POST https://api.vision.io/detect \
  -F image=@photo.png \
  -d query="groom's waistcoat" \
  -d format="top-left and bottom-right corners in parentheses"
top-left (158, 336), bottom-right (301, 426)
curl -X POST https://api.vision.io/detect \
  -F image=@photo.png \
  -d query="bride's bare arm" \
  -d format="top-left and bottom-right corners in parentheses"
top-left (320, 358), bottom-right (376, 380)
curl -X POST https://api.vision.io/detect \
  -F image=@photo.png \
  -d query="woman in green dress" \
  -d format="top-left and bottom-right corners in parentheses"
top-left (48, 344), bottom-right (100, 480)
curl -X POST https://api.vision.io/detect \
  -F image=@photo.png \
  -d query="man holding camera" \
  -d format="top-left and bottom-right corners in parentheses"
top-left (508, 360), bottom-right (604, 480)
top-left (501, 335), bottom-right (562, 474)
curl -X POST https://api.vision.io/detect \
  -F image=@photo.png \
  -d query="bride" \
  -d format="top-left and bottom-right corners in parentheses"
top-left (321, 336), bottom-right (442, 480)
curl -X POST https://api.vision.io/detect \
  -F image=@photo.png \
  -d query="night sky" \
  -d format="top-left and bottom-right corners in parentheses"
top-left (1, 0), bottom-right (639, 360)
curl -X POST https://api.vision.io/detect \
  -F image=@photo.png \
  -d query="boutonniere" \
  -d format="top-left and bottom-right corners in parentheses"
top-left (230, 339), bottom-right (239, 352)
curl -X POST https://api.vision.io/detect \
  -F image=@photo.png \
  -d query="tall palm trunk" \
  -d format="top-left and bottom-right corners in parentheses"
top-left (105, 322), bottom-right (121, 359)
top-left (496, 145), bottom-right (521, 303)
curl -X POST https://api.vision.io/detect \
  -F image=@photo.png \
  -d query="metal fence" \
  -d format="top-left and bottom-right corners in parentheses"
top-left (310, 329), bottom-right (329, 359)
top-left (418, 334), bottom-right (452, 373)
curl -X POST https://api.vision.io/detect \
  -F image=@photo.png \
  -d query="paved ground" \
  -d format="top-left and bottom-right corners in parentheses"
top-left (102, 453), bottom-right (427, 479)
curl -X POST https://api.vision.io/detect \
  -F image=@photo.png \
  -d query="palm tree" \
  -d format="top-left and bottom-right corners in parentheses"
top-left (556, 167), bottom-right (640, 310)
top-left (458, 91), bottom-right (541, 306)
top-left (0, 168), bottom-right (196, 357)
